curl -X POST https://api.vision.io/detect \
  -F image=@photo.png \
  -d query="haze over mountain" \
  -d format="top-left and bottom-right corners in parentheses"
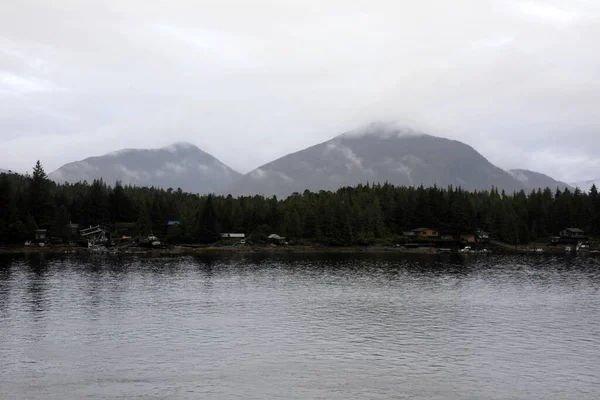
top-left (571, 179), bottom-right (600, 192)
top-left (229, 124), bottom-right (526, 198)
top-left (508, 169), bottom-right (572, 191)
top-left (49, 143), bottom-right (241, 194)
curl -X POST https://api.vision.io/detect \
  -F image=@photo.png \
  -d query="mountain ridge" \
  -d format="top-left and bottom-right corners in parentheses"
top-left (49, 142), bottom-right (241, 194)
top-left (228, 125), bottom-right (527, 198)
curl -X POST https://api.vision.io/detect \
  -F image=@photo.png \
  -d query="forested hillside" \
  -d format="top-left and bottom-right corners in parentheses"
top-left (1, 162), bottom-right (599, 246)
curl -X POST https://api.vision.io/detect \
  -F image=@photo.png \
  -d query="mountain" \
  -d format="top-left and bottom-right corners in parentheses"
top-left (571, 179), bottom-right (600, 192)
top-left (508, 169), bottom-right (572, 191)
top-left (49, 143), bottom-right (241, 194)
top-left (229, 124), bottom-right (526, 198)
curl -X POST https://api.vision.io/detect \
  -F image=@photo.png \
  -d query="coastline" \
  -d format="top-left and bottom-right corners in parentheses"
top-left (0, 244), bottom-right (589, 256)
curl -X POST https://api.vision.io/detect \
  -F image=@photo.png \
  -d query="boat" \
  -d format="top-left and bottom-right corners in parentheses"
top-left (139, 234), bottom-right (163, 248)
top-left (576, 242), bottom-right (591, 253)
top-left (459, 246), bottom-right (475, 254)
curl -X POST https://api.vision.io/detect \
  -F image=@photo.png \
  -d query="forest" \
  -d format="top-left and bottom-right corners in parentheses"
top-left (1, 161), bottom-right (599, 246)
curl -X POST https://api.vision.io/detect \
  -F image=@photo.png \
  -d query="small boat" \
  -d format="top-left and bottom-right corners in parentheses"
top-left (576, 242), bottom-right (590, 253)
top-left (459, 246), bottom-right (475, 254)
top-left (139, 234), bottom-right (163, 248)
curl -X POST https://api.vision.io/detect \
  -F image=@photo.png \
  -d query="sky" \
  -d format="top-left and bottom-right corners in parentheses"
top-left (1, 0), bottom-right (599, 182)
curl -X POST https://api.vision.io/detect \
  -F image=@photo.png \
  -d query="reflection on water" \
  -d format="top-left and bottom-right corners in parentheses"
top-left (1, 253), bottom-right (600, 400)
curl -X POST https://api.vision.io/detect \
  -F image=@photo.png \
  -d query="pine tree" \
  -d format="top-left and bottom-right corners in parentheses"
top-left (29, 160), bottom-right (54, 229)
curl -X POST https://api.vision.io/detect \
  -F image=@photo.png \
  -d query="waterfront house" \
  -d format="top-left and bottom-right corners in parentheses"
top-left (268, 234), bottom-right (286, 244)
top-left (560, 228), bottom-right (585, 239)
top-left (67, 223), bottom-right (79, 236)
top-left (35, 229), bottom-right (47, 242)
top-left (221, 233), bottom-right (246, 239)
top-left (411, 228), bottom-right (439, 240)
top-left (167, 221), bottom-right (182, 238)
top-left (461, 234), bottom-right (476, 243)
top-left (476, 229), bottom-right (490, 242)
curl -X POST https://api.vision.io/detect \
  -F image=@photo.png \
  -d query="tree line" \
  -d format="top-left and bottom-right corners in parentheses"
top-left (1, 161), bottom-right (599, 246)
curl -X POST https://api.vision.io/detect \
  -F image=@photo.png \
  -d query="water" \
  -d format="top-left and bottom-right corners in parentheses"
top-left (1, 253), bottom-right (600, 399)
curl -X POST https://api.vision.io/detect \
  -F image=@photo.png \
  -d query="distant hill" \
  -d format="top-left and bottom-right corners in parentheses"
top-left (508, 169), bottom-right (572, 191)
top-left (49, 143), bottom-right (241, 194)
top-left (571, 179), bottom-right (600, 192)
top-left (229, 124), bottom-right (526, 198)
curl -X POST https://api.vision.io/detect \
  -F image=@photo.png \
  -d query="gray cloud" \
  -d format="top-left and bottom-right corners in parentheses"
top-left (1, 0), bottom-right (599, 182)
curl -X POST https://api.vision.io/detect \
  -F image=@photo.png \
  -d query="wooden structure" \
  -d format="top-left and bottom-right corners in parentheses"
top-left (80, 226), bottom-right (110, 246)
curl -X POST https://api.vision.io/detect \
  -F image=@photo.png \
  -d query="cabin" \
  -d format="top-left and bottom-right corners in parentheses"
top-left (221, 233), bottom-right (245, 239)
top-left (167, 221), bottom-right (182, 238)
top-left (461, 234), bottom-right (476, 243)
top-left (411, 228), bottom-right (439, 240)
top-left (560, 228), bottom-right (585, 239)
top-left (34, 229), bottom-right (47, 242)
top-left (268, 234), bottom-right (286, 244)
top-left (67, 223), bottom-right (79, 236)
top-left (476, 229), bottom-right (490, 242)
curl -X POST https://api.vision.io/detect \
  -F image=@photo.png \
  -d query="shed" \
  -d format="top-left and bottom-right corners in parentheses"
top-left (35, 229), bottom-right (47, 241)
top-left (268, 234), bottom-right (286, 243)
top-left (67, 223), bottom-right (79, 235)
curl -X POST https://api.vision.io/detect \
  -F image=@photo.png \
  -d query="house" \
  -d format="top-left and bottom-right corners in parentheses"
top-left (403, 231), bottom-right (417, 238)
top-left (167, 221), bottom-right (182, 238)
top-left (411, 228), bottom-right (439, 240)
top-left (476, 229), bottom-right (490, 242)
top-left (460, 234), bottom-right (476, 243)
top-left (440, 234), bottom-right (455, 242)
top-left (268, 234), bottom-right (286, 244)
top-left (67, 223), bottom-right (79, 236)
top-left (221, 233), bottom-right (245, 239)
top-left (560, 228), bottom-right (585, 239)
top-left (35, 229), bottom-right (47, 241)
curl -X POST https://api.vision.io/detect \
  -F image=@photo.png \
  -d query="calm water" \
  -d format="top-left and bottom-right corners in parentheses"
top-left (1, 253), bottom-right (600, 399)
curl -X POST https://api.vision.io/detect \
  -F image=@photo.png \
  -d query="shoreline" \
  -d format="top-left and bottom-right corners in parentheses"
top-left (0, 244), bottom-right (593, 256)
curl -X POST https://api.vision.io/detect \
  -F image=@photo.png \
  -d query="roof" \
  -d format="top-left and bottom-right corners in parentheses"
top-left (167, 221), bottom-right (181, 226)
top-left (268, 234), bottom-right (285, 240)
top-left (564, 228), bottom-right (584, 233)
top-left (412, 228), bottom-right (432, 232)
top-left (35, 229), bottom-right (47, 233)
top-left (403, 231), bottom-right (416, 236)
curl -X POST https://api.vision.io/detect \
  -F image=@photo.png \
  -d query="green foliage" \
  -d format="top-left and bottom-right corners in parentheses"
top-left (1, 162), bottom-right (600, 246)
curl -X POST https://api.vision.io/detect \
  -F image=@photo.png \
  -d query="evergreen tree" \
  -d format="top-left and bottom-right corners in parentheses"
top-left (28, 160), bottom-right (54, 229)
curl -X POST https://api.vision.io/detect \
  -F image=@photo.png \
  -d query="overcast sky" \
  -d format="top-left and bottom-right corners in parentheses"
top-left (1, 0), bottom-right (599, 182)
